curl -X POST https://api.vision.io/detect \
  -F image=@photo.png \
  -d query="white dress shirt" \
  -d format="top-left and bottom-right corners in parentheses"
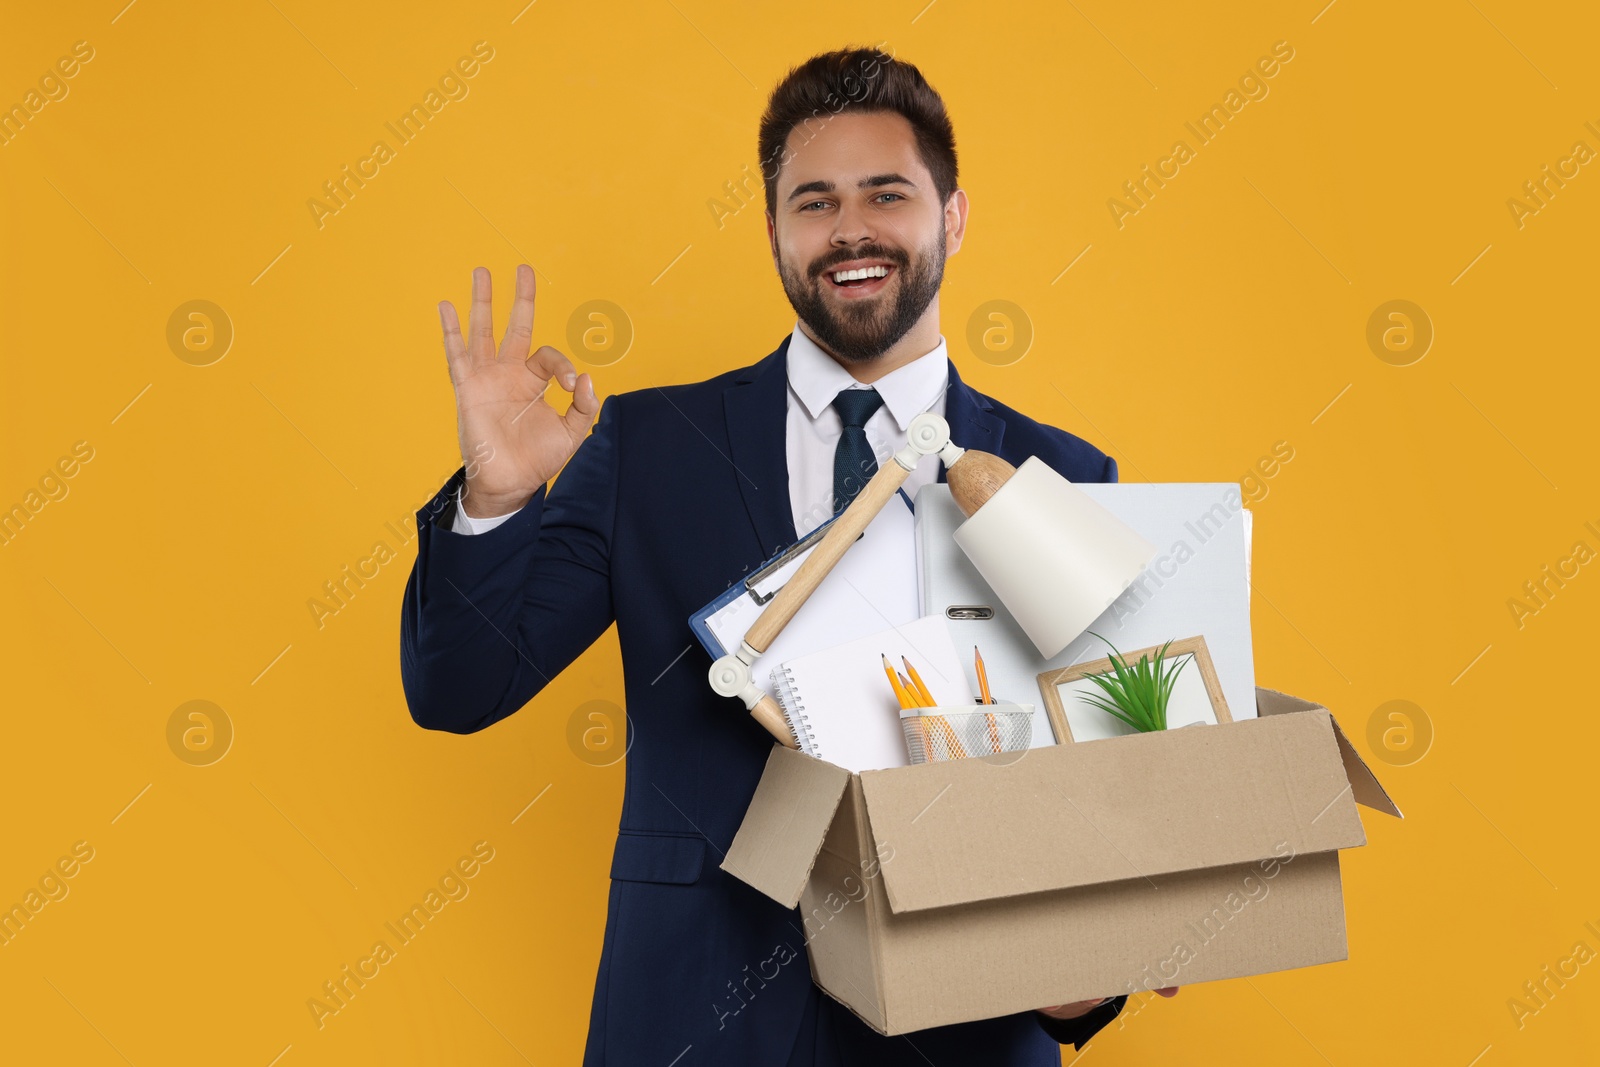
top-left (452, 324), bottom-right (951, 539)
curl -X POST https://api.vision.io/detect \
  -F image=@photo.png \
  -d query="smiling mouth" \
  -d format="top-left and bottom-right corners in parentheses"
top-left (824, 264), bottom-right (896, 295)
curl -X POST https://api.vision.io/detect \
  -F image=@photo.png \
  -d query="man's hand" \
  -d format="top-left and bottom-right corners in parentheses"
top-left (438, 264), bottom-right (600, 518)
top-left (1038, 985), bottom-right (1178, 1021)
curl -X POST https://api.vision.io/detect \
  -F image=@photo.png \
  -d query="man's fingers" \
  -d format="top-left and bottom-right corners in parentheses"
top-left (467, 266), bottom-right (494, 359)
top-left (438, 301), bottom-right (469, 384)
top-left (561, 372), bottom-right (600, 438)
top-left (1038, 997), bottom-right (1109, 1019)
top-left (497, 264), bottom-right (537, 362)
top-left (522, 347), bottom-right (596, 438)
top-left (527, 344), bottom-right (578, 391)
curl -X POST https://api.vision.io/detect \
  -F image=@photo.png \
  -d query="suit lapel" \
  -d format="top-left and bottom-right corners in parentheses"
top-left (938, 358), bottom-right (1007, 483)
top-left (722, 342), bottom-right (1006, 544)
top-left (723, 337), bottom-right (799, 557)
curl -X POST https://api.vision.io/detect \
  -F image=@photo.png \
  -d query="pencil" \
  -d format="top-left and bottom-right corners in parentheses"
top-left (974, 645), bottom-right (994, 705)
top-left (900, 656), bottom-right (937, 708)
top-left (882, 654), bottom-right (913, 710)
top-left (897, 671), bottom-right (924, 708)
top-left (970, 646), bottom-right (1001, 752)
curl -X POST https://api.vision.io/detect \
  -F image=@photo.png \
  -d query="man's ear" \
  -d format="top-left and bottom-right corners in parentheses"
top-left (765, 212), bottom-right (780, 268)
top-left (944, 189), bottom-right (969, 258)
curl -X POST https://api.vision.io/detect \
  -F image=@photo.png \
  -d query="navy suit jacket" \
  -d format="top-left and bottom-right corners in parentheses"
top-left (400, 335), bottom-right (1130, 1065)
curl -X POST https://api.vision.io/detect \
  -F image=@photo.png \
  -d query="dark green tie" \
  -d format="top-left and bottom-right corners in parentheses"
top-left (831, 387), bottom-right (885, 514)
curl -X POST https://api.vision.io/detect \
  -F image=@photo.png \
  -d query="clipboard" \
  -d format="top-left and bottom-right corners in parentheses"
top-left (689, 488), bottom-right (918, 667)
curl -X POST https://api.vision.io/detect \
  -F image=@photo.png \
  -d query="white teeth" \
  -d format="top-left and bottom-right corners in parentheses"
top-left (832, 265), bottom-right (890, 283)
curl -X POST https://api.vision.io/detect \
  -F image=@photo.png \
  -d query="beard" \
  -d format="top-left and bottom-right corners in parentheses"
top-left (777, 232), bottom-right (945, 364)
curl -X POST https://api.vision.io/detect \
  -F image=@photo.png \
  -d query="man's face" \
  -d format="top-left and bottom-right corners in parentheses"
top-left (767, 111), bottom-right (965, 364)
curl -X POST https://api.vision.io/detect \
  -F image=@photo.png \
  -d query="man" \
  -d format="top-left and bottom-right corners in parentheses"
top-left (401, 46), bottom-right (1176, 1065)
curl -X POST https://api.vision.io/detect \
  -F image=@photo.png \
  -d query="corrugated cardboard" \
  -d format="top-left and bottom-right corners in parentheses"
top-left (722, 686), bottom-right (1399, 1036)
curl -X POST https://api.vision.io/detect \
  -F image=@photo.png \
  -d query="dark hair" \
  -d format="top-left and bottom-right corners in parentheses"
top-left (758, 46), bottom-right (959, 219)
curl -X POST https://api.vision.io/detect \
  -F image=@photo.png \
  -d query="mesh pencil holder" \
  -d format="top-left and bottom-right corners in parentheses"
top-left (900, 703), bottom-right (1034, 764)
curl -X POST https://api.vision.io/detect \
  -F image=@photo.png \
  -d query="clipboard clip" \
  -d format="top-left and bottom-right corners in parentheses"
top-left (744, 524), bottom-right (865, 605)
top-left (741, 488), bottom-right (913, 605)
top-left (945, 605), bottom-right (995, 620)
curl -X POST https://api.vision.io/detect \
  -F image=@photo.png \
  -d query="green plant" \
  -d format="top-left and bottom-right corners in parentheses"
top-left (1078, 633), bottom-right (1189, 733)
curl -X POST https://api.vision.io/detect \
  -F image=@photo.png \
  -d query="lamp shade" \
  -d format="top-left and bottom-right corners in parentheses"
top-left (952, 456), bottom-right (1157, 659)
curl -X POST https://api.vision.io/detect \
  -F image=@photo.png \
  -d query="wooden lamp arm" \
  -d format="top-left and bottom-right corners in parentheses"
top-left (708, 413), bottom-right (1007, 748)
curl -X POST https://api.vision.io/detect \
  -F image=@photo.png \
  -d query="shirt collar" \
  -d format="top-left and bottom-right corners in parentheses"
top-left (786, 323), bottom-right (949, 432)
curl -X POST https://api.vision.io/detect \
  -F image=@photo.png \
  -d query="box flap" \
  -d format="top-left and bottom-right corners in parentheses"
top-left (721, 745), bottom-right (852, 908)
top-left (857, 709), bottom-right (1366, 914)
top-left (1256, 687), bottom-right (1403, 818)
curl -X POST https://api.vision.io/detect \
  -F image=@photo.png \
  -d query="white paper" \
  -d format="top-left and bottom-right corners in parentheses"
top-left (706, 495), bottom-right (919, 702)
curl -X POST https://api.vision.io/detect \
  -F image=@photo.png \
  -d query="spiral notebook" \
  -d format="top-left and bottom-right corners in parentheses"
top-left (771, 613), bottom-right (975, 772)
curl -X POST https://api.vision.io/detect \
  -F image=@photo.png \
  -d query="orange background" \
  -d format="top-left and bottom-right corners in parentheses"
top-left (2, 1), bottom-right (1596, 1063)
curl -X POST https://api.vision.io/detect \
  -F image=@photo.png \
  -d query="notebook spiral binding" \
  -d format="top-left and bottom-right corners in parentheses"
top-left (771, 665), bottom-right (817, 756)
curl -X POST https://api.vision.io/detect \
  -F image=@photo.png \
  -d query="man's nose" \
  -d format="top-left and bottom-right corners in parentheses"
top-left (831, 200), bottom-right (876, 246)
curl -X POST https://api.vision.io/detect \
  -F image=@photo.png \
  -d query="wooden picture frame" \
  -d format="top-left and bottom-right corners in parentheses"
top-left (1037, 635), bottom-right (1233, 743)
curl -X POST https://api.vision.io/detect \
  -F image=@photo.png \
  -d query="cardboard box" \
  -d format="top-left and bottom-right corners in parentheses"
top-left (722, 687), bottom-right (1401, 1036)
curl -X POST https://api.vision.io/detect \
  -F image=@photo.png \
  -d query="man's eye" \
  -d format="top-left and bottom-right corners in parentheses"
top-left (801, 194), bottom-right (903, 211)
